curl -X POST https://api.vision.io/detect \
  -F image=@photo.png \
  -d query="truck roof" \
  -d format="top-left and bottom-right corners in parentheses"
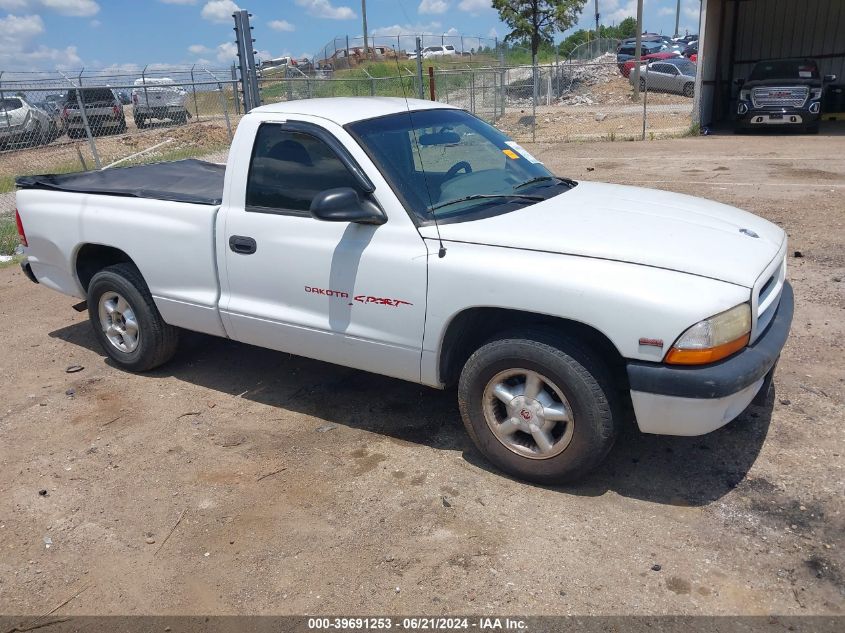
top-left (251, 97), bottom-right (458, 125)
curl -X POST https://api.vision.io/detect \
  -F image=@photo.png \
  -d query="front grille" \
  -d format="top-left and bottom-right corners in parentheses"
top-left (751, 86), bottom-right (809, 109)
top-left (753, 256), bottom-right (786, 341)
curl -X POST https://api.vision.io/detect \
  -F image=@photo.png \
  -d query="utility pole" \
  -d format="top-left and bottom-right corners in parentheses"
top-left (595, 0), bottom-right (600, 35)
top-left (633, 0), bottom-right (644, 99)
top-left (361, 0), bottom-right (369, 61)
top-left (674, 0), bottom-right (681, 37)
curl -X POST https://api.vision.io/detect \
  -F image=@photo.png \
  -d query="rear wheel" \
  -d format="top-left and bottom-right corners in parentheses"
top-left (682, 82), bottom-right (694, 97)
top-left (134, 115), bottom-right (147, 129)
top-left (639, 77), bottom-right (646, 91)
top-left (458, 331), bottom-right (619, 484)
top-left (87, 263), bottom-right (179, 372)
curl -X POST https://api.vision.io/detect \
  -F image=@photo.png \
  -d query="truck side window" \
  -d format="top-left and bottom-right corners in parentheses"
top-left (246, 124), bottom-right (359, 215)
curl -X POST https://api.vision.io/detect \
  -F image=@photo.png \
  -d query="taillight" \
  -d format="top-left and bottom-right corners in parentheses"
top-left (15, 209), bottom-right (28, 247)
top-left (132, 94), bottom-right (138, 104)
top-left (113, 105), bottom-right (120, 117)
top-left (62, 107), bottom-right (69, 119)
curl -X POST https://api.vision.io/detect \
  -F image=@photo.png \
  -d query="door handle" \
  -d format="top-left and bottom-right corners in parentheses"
top-left (229, 235), bottom-right (257, 255)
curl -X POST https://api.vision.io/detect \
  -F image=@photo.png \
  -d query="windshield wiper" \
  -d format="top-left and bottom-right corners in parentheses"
top-left (513, 176), bottom-right (577, 191)
top-left (430, 193), bottom-right (544, 212)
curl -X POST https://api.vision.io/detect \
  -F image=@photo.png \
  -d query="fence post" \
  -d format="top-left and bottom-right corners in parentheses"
top-left (642, 65), bottom-right (649, 141)
top-left (231, 63), bottom-right (241, 115)
top-left (415, 37), bottom-right (425, 100)
top-left (0, 72), bottom-right (12, 134)
top-left (428, 67), bottom-right (435, 101)
top-left (470, 71), bottom-right (475, 113)
top-left (190, 65), bottom-right (201, 122)
top-left (141, 65), bottom-right (149, 122)
top-left (61, 70), bottom-right (101, 170)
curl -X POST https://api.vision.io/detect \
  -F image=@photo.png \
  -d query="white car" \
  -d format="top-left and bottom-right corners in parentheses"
top-left (0, 96), bottom-right (57, 149)
top-left (131, 77), bottom-right (190, 128)
top-left (15, 97), bottom-right (792, 483)
top-left (410, 45), bottom-right (458, 60)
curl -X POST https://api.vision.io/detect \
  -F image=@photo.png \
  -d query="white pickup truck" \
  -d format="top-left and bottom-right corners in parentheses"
top-left (15, 97), bottom-right (792, 483)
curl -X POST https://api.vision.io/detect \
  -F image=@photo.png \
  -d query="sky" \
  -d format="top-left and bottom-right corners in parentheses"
top-left (0, 0), bottom-right (703, 73)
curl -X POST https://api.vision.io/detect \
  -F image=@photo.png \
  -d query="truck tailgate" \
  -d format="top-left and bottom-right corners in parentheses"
top-left (16, 159), bottom-right (225, 206)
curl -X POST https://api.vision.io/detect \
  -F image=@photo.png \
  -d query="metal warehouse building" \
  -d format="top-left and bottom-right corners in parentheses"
top-left (694, 0), bottom-right (845, 128)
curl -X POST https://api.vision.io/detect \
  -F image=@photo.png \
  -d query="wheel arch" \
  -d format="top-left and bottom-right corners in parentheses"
top-left (437, 307), bottom-right (628, 390)
top-left (74, 243), bottom-right (138, 295)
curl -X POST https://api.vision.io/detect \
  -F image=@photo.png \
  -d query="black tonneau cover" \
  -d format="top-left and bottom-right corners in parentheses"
top-left (16, 159), bottom-right (225, 206)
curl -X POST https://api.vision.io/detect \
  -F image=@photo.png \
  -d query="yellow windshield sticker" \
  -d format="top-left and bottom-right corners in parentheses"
top-left (502, 149), bottom-right (519, 159)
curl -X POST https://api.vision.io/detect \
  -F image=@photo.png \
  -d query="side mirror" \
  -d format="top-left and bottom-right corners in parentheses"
top-left (824, 74), bottom-right (837, 83)
top-left (734, 78), bottom-right (745, 86)
top-left (310, 187), bottom-right (386, 225)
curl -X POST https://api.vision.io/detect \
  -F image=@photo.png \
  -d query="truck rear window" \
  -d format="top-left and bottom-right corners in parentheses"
top-left (65, 88), bottom-right (115, 104)
top-left (0, 98), bottom-right (23, 111)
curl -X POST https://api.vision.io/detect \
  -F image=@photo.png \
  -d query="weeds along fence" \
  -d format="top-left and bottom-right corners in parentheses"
top-left (0, 69), bottom-right (240, 217)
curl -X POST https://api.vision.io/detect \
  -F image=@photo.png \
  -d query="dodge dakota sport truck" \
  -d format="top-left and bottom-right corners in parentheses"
top-left (15, 97), bottom-right (793, 483)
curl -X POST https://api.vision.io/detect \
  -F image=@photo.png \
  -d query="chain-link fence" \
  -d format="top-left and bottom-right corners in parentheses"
top-left (259, 54), bottom-right (696, 143)
top-left (1, 54), bottom-right (697, 223)
top-left (0, 68), bottom-right (240, 217)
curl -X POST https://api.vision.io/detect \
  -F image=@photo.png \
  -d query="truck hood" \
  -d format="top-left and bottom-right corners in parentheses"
top-left (743, 78), bottom-right (822, 89)
top-left (419, 181), bottom-right (785, 287)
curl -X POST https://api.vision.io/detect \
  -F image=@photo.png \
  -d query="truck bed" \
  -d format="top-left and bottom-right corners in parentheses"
top-left (16, 159), bottom-right (225, 206)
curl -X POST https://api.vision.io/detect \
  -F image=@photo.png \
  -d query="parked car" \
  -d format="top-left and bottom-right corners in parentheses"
top-left (620, 52), bottom-right (681, 78)
top-left (132, 77), bottom-right (190, 128)
top-left (116, 91), bottom-right (132, 105)
top-left (734, 58), bottom-right (836, 134)
top-left (0, 96), bottom-right (58, 149)
top-left (616, 41), bottom-right (665, 68)
top-left (630, 58), bottom-right (697, 96)
top-left (409, 45), bottom-right (458, 60)
top-left (16, 97), bottom-right (792, 484)
top-left (682, 41), bottom-right (698, 58)
top-left (62, 87), bottom-right (127, 138)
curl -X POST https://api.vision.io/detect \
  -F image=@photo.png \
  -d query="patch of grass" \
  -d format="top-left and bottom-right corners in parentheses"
top-left (0, 215), bottom-right (21, 257)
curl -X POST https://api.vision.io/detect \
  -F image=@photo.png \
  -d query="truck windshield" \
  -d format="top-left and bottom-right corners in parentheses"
top-left (750, 60), bottom-right (819, 81)
top-left (347, 108), bottom-right (574, 223)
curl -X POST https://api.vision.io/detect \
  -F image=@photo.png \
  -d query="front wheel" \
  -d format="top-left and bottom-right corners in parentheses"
top-left (458, 331), bottom-right (619, 484)
top-left (682, 82), bottom-right (694, 97)
top-left (87, 263), bottom-right (179, 372)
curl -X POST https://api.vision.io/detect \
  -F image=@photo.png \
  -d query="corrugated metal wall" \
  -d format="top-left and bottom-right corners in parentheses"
top-left (698, 0), bottom-right (845, 125)
top-left (728, 0), bottom-right (845, 81)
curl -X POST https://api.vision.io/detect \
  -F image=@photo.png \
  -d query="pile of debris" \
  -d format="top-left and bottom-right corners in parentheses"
top-left (559, 52), bottom-right (620, 88)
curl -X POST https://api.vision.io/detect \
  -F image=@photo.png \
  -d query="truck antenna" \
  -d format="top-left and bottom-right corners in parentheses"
top-left (394, 51), bottom-right (446, 258)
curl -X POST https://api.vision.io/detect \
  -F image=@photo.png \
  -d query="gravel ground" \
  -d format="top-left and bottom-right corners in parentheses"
top-left (0, 130), bottom-right (843, 618)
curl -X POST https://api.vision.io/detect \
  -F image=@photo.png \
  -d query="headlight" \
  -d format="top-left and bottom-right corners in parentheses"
top-left (739, 89), bottom-right (750, 101)
top-left (665, 303), bottom-right (751, 365)
top-left (810, 87), bottom-right (822, 100)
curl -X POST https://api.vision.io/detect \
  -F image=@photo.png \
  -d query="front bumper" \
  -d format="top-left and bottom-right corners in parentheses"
top-left (735, 105), bottom-right (819, 128)
top-left (626, 281), bottom-right (794, 435)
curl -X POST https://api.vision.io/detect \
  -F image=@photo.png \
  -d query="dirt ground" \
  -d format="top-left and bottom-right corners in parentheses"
top-left (0, 130), bottom-right (843, 618)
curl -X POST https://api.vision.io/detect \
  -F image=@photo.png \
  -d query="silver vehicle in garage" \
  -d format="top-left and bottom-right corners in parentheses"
top-left (630, 57), bottom-right (697, 97)
top-left (0, 96), bottom-right (58, 150)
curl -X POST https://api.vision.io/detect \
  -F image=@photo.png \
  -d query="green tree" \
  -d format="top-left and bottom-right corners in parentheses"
top-left (493, 0), bottom-right (587, 63)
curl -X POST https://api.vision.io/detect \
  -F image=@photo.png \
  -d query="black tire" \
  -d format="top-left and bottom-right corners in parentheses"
top-left (67, 128), bottom-right (81, 139)
top-left (87, 263), bottom-right (179, 372)
top-left (458, 330), bottom-right (619, 484)
top-left (805, 123), bottom-right (819, 134)
top-left (116, 119), bottom-right (127, 134)
top-left (639, 78), bottom-right (646, 91)
top-left (682, 82), bottom-right (694, 97)
top-left (134, 116), bottom-right (146, 129)
top-left (173, 111), bottom-right (188, 125)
